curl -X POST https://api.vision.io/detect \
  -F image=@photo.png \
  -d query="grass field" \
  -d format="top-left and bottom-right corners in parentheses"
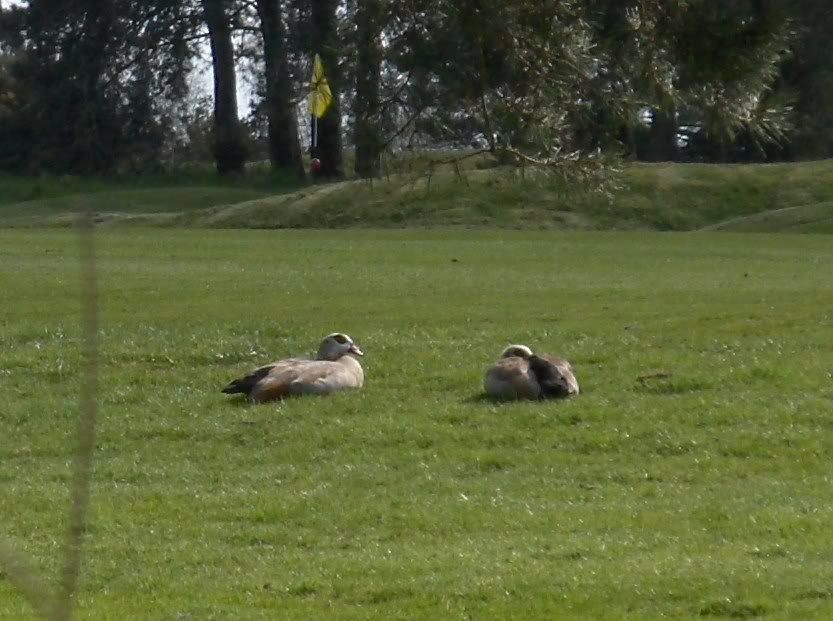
top-left (2, 228), bottom-right (833, 619)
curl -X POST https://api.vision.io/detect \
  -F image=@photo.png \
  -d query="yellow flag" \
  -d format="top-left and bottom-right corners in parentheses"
top-left (308, 54), bottom-right (332, 119)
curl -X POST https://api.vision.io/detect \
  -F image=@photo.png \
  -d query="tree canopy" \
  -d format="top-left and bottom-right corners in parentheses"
top-left (0, 0), bottom-right (830, 176)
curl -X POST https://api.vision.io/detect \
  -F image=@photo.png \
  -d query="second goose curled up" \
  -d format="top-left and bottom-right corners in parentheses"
top-left (484, 344), bottom-right (579, 401)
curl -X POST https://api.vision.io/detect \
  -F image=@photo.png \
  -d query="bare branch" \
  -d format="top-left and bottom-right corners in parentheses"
top-left (182, 31), bottom-right (211, 43)
top-left (479, 93), bottom-right (496, 152)
top-left (382, 104), bottom-right (428, 149)
top-left (472, 2), bottom-right (496, 153)
top-left (378, 70), bottom-right (413, 109)
top-left (429, 148), bottom-right (491, 166)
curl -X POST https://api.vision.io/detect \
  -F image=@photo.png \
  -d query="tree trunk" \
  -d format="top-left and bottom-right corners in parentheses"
top-left (646, 100), bottom-right (677, 162)
top-left (75, 1), bottom-right (114, 173)
top-left (353, 0), bottom-right (384, 178)
top-left (751, 0), bottom-right (774, 16)
top-left (202, 0), bottom-right (247, 175)
top-left (309, 0), bottom-right (343, 178)
top-left (256, 0), bottom-right (304, 180)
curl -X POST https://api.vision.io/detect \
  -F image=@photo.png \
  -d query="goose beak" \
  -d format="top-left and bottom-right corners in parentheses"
top-left (349, 343), bottom-right (364, 356)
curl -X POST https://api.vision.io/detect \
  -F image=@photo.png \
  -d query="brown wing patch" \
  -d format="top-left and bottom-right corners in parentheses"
top-left (250, 377), bottom-right (292, 402)
top-left (248, 363), bottom-right (304, 403)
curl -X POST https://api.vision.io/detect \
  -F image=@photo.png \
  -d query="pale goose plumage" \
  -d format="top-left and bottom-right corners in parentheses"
top-left (222, 333), bottom-right (364, 403)
top-left (484, 344), bottom-right (579, 401)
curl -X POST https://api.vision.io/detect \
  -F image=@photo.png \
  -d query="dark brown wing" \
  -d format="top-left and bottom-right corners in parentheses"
top-left (528, 354), bottom-right (579, 398)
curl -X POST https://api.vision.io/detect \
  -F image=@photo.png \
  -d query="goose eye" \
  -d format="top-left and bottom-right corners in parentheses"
top-left (333, 334), bottom-right (348, 344)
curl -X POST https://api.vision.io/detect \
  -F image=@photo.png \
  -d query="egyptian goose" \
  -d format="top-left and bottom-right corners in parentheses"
top-left (484, 344), bottom-right (579, 401)
top-left (222, 333), bottom-right (364, 403)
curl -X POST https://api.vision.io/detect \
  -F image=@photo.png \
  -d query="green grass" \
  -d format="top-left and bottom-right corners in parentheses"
top-left (3, 159), bottom-right (833, 231)
top-left (704, 201), bottom-right (833, 233)
top-left (0, 167), bottom-right (297, 224)
top-left (2, 229), bottom-right (833, 619)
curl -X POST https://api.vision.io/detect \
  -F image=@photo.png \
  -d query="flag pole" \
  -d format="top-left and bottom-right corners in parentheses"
top-left (312, 115), bottom-right (318, 149)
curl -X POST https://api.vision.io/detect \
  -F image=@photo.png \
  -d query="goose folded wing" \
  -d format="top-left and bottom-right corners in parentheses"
top-left (247, 361), bottom-right (309, 402)
top-left (485, 357), bottom-right (540, 400)
top-left (289, 361), bottom-right (361, 395)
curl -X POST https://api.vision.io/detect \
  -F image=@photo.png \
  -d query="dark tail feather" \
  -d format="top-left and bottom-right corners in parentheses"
top-left (222, 365), bottom-right (275, 396)
top-left (222, 379), bottom-right (248, 394)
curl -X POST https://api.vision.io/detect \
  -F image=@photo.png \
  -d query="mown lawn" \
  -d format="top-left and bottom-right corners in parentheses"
top-left (1, 229), bottom-right (832, 619)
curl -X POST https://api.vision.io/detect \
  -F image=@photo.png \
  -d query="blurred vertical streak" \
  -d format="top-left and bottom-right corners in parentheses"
top-left (0, 209), bottom-right (100, 620)
top-left (53, 208), bottom-right (99, 621)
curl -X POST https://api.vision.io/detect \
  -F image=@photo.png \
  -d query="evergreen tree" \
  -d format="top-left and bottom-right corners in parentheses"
top-left (774, 0), bottom-right (833, 159)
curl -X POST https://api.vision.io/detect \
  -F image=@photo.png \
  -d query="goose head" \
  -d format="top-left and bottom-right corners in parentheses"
top-left (317, 332), bottom-right (364, 361)
top-left (500, 344), bottom-right (533, 359)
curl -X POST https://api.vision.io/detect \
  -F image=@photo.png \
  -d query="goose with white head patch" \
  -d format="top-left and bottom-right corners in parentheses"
top-left (222, 333), bottom-right (365, 403)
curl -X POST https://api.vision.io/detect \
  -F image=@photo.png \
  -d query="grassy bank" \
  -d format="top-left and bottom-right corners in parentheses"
top-left (2, 159), bottom-right (833, 231)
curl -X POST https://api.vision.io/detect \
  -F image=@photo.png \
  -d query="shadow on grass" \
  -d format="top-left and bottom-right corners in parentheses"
top-left (221, 394), bottom-right (254, 409)
top-left (461, 392), bottom-right (582, 405)
top-left (462, 392), bottom-right (495, 405)
top-left (634, 377), bottom-right (713, 395)
top-left (220, 392), bottom-right (334, 409)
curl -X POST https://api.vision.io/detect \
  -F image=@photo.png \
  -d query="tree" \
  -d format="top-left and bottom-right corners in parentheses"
top-left (383, 0), bottom-right (612, 182)
top-left (674, 1), bottom-right (793, 162)
top-left (772, 0), bottom-right (833, 159)
top-left (0, 0), bottom-right (195, 173)
top-left (353, 0), bottom-right (385, 177)
top-left (0, 0), bottom-right (818, 173)
top-left (255, 0), bottom-right (305, 179)
top-left (202, 0), bottom-right (248, 174)
top-left (584, 0), bottom-right (793, 162)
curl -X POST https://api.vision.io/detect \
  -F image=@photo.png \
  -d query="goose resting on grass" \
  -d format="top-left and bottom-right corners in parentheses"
top-left (222, 333), bottom-right (364, 403)
top-left (484, 344), bottom-right (579, 401)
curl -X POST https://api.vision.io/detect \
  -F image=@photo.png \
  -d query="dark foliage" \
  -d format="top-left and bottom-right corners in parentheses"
top-left (0, 0), bottom-right (830, 176)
